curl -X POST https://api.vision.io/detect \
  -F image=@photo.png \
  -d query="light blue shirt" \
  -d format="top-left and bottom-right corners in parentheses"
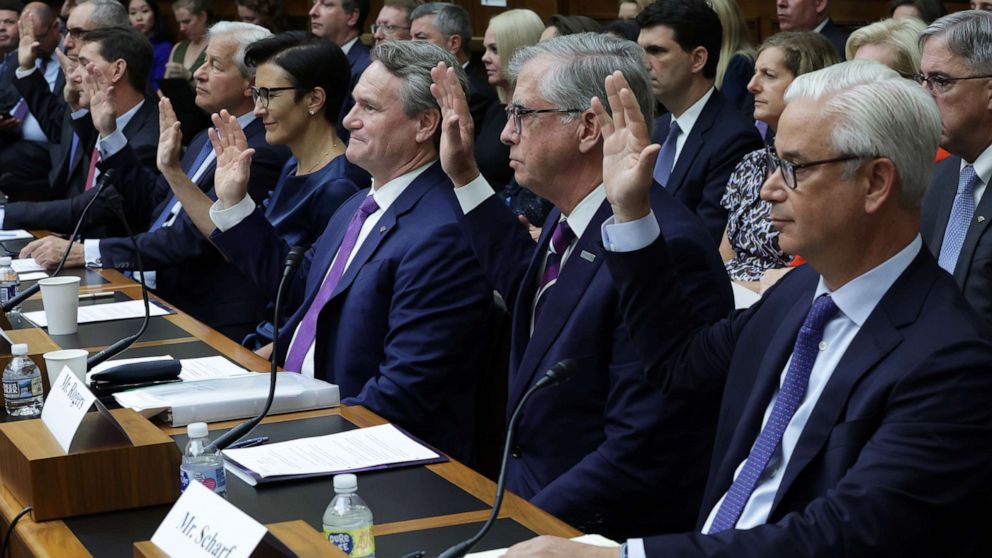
top-left (13, 56), bottom-right (60, 143)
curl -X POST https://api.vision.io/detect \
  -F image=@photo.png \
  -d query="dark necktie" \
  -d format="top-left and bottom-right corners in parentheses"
top-left (652, 120), bottom-right (681, 187)
top-left (532, 219), bottom-right (574, 327)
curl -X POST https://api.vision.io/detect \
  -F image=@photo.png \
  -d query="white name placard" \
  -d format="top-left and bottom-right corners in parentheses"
top-left (41, 367), bottom-right (96, 452)
top-left (151, 481), bottom-right (267, 558)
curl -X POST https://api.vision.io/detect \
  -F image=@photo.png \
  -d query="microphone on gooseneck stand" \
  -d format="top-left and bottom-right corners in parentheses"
top-left (2, 169), bottom-right (117, 312)
top-left (206, 246), bottom-right (307, 453)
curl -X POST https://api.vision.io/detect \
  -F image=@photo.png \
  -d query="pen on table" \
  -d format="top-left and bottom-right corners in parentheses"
top-left (227, 436), bottom-right (269, 449)
top-left (78, 292), bottom-right (115, 301)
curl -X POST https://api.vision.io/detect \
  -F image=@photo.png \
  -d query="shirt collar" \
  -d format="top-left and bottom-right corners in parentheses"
top-left (115, 99), bottom-right (144, 133)
top-left (813, 235), bottom-right (922, 326)
top-left (559, 184), bottom-right (606, 240)
top-left (814, 18), bottom-right (829, 33)
top-left (963, 141), bottom-right (992, 187)
top-left (341, 37), bottom-right (358, 55)
top-left (672, 87), bottom-right (714, 137)
top-left (368, 160), bottom-right (434, 213)
top-left (235, 111), bottom-right (256, 129)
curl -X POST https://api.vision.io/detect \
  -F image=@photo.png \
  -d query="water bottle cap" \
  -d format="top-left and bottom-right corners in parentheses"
top-left (0, 257), bottom-right (10, 266)
top-left (333, 473), bottom-right (357, 493)
top-left (187, 422), bottom-right (208, 439)
top-left (10, 344), bottom-right (27, 356)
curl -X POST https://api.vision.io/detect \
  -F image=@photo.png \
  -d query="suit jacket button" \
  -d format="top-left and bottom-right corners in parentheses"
top-left (511, 445), bottom-right (522, 458)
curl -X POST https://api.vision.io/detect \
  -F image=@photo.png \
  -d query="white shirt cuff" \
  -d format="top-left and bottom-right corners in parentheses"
top-left (97, 128), bottom-right (128, 159)
top-left (84, 239), bottom-right (101, 267)
top-left (601, 212), bottom-right (660, 252)
top-left (0, 208), bottom-right (5, 229)
top-left (453, 173), bottom-right (495, 214)
top-left (14, 66), bottom-right (37, 78)
top-left (209, 195), bottom-right (255, 232)
top-left (70, 108), bottom-right (89, 120)
top-left (627, 539), bottom-right (645, 558)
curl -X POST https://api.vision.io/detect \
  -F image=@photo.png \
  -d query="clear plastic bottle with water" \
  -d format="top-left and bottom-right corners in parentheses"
top-left (179, 422), bottom-right (227, 497)
top-left (323, 474), bottom-right (375, 557)
top-left (0, 256), bottom-right (19, 309)
top-left (3, 343), bottom-right (43, 417)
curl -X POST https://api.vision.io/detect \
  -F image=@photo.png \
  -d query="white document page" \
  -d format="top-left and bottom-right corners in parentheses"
top-left (11, 258), bottom-right (45, 273)
top-left (223, 423), bottom-right (439, 478)
top-left (88, 355), bottom-right (250, 384)
top-left (23, 299), bottom-right (170, 327)
top-left (0, 230), bottom-right (35, 241)
top-left (465, 535), bottom-right (620, 557)
top-left (18, 271), bottom-right (48, 280)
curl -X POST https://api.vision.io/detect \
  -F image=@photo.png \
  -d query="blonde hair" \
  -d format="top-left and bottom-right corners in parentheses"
top-left (846, 17), bottom-right (926, 77)
top-left (487, 9), bottom-right (544, 102)
top-left (708, 0), bottom-right (755, 89)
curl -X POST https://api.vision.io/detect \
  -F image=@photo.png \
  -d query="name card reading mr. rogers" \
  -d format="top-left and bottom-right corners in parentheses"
top-left (151, 481), bottom-right (267, 558)
top-left (41, 367), bottom-right (97, 452)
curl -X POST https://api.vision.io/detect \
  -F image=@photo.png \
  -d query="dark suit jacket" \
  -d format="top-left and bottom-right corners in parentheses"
top-left (605, 234), bottom-right (992, 556)
top-left (652, 90), bottom-right (763, 242)
top-left (2, 98), bottom-right (160, 235)
top-left (14, 59), bottom-right (75, 192)
top-left (0, 52), bottom-right (20, 113)
top-left (95, 119), bottom-right (291, 340)
top-left (820, 19), bottom-right (851, 61)
top-left (456, 187), bottom-right (733, 539)
top-left (211, 162), bottom-right (493, 462)
top-left (466, 60), bottom-right (511, 190)
top-left (921, 155), bottom-right (992, 322)
top-left (337, 39), bottom-right (373, 142)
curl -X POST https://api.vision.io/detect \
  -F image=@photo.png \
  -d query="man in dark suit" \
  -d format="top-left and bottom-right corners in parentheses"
top-left (308, 0), bottom-right (370, 141)
top-left (20, 22), bottom-right (289, 341)
top-left (920, 11), bottom-right (992, 323)
top-left (505, 63), bottom-right (992, 558)
top-left (432, 33), bottom-right (734, 539)
top-left (638, 0), bottom-right (763, 242)
top-left (776, 0), bottom-right (850, 60)
top-left (2, 26), bottom-right (158, 235)
top-left (201, 41), bottom-right (492, 462)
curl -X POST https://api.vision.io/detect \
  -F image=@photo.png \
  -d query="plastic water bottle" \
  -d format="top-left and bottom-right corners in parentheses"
top-left (0, 257), bottom-right (19, 308)
top-left (3, 343), bottom-right (43, 417)
top-left (179, 422), bottom-right (227, 497)
top-left (323, 474), bottom-right (375, 557)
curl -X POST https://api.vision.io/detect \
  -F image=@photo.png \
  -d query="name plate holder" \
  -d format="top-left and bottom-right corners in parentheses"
top-left (133, 521), bottom-right (348, 558)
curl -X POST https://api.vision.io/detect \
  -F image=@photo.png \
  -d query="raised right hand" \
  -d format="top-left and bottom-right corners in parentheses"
top-left (83, 63), bottom-right (117, 136)
top-left (156, 97), bottom-right (184, 175)
top-left (208, 110), bottom-right (254, 208)
top-left (430, 62), bottom-right (480, 187)
top-left (16, 11), bottom-right (39, 70)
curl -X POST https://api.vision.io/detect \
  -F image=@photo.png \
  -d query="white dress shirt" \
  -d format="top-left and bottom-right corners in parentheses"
top-left (12, 56), bottom-right (59, 143)
top-left (962, 141), bottom-right (992, 206)
top-left (671, 87), bottom-right (714, 164)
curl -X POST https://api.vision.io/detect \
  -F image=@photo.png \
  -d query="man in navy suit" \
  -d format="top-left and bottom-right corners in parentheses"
top-left (432, 33), bottom-right (733, 539)
top-left (21, 22), bottom-right (290, 341)
top-left (203, 41), bottom-right (493, 462)
top-left (638, 0), bottom-right (762, 242)
top-left (776, 0), bottom-right (850, 60)
top-left (505, 62), bottom-right (992, 558)
top-left (308, 0), bottom-right (369, 140)
top-left (920, 11), bottom-right (992, 323)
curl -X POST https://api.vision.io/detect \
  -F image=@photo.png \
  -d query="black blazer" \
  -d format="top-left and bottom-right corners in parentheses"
top-left (820, 19), bottom-right (851, 61)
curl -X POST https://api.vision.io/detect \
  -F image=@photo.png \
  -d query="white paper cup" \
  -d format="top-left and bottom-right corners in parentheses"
top-left (38, 276), bottom-right (81, 335)
top-left (43, 349), bottom-right (88, 386)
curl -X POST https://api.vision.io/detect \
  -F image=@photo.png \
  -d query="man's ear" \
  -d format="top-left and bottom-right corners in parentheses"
top-left (689, 46), bottom-right (708, 76)
top-left (576, 109), bottom-right (601, 154)
top-left (416, 108), bottom-right (441, 144)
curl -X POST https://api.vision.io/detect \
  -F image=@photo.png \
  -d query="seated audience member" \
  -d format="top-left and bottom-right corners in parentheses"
top-left (307, 0), bottom-right (370, 140)
top-left (160, 31), bottom-right (365, 347)
top-left (0, 0), bottom-right (16, 59)
top-left (602, 18), bottom-right (639, 42)
top-left (236, 0), bottom-right (286, 32)
top-left (371, 0), bottom-right (417, 44)
top-left (777, 0), bottom-right (850, 59)
top-left (721, 31), bottom-right (837, 286)
top-left (846, 17), bottom-right (925, 78)
top-left (971, 1), bottom-right (991, 11)
top-left (195, 41), bottom-right (494, 462)
top-left (709, 0), bottom-right (756, 116)
top-left (540, 14), bottom-right (602, 41)
top-left (617, 0), bottom-right (649, 20)
top-left (889, 0), bottom-right (946, 23)
top-left (921, 11), bottom-right (992, 322)
top-left (3, 25), bottom-right (160, 235)
top-left (639, 0), bottom-right (763, 241)
top-left (433, 31), bottom-right (732, 538)
top-left (20, 22), bottom-right (291, 341)
top-left (164, 0), bottom-right (209, 82)
top-left (506, 60), bottom-right (992, 558)
top-left (128, 0), bottom-right (171, 90)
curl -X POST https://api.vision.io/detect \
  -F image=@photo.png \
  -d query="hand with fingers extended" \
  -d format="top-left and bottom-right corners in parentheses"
top-left (157, 96), bottom-right (185, 176)
top-left (592, 71), bottom-right (660, 224)
top-left (16, 10), bottom-right (39, 70)
top-left (83, 63), bottom-right (118, 136)
top-left (209, 110), bottom-right (255, 208)
top-left (57, 50), bottom-right (84, 110)
top-left (429, 62), bottom-right (480, 187)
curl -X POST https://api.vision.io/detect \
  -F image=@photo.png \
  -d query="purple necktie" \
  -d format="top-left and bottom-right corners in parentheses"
top-left (284, 195), bottom-right (380, 372)
top-left (532, 219), bottom-right (574, 327)
top-left (708, 294), bottom-right (839, 533)
top-left (653, 120), bottom-right (681, 186)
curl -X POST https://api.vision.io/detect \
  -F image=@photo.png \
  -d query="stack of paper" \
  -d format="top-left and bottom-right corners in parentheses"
top-left (11, 258), bottom-right (48, 280)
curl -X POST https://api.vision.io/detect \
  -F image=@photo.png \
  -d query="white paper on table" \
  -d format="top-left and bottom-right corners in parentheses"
top-left (11, 258), bottom-right (45, 273)
top-left (18, 271), bottom-right (48, 281)
top-left (0, 230), bottom-right (34, 241)
top-left (86, 355), bottom-right (251, 384)
top-left (223, 423), bottom-right (439, 478)
top-left (41, 367), bottom-right (96, 452)
top-left (22, 299), bottom-right (171, 327)
top-left (151, 481), bottom-right (268, 558)
top-left (465, 535), bottom-right (620, 558)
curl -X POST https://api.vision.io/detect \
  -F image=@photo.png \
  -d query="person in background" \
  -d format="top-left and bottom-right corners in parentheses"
top-left (888, 0), bottom-right (946, 23)
top-left (0, 0), bottom-right (18, 59)
top-left (720, 31), bottom-right (838, 288)
top-left (307, 0), bottom-right (369, 140)
top-left (846, 17), bottom-right (925, 78)
top-left (602, 18), bottom-right (639, 42)
top-left (482, 8), bottom-right (542, 104)
top-left (709, 0), bottom-right (756, 116)
top-left (540, 14), bottom-right (601, 41)
top-left (618, 0), bottom-right (649, 20)
top-left (128, 0), bottom-right (171, 89)
top-left (971, 1), bottom-right (991, 11)
top-left (236, 0), bottom-right (286, 32)
top-left (776, 0), bottom-right (850, 59)
top-left (164, 0), bottom-right (209, 81)
top-left (372, 0), bottom-right (418, 44)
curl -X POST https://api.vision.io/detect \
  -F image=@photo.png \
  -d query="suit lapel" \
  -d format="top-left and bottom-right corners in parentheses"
top-left (666, 94), bottom-right (718, 196)
top-left (927, 158), bottom-right (961, 254)
top-left (953, 175), bottom-right (992, 284)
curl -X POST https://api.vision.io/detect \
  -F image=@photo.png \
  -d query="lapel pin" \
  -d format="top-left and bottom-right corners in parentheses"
top-left (580, 250), bottom-right (596, 262)
top-left (380, 226), bottom-right (387, 233)
top-left (978, 216), bottom-right (986, 223)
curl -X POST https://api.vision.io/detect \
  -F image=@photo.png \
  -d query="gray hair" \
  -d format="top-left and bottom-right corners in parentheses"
top-left (920, 10), bottom-right (992, 74)
top-left (371, 40), bottom-right (467, 118)
top-left (208, 21), bottom-right (272, 79)
top-left (507, 32), bottom-right (655, 136)
top-left (784, 60), bottom-right (941, 208)
top-left (410, 3), bottom-right (472, 55)
top-left (80, 0), bottom-right (129, 28)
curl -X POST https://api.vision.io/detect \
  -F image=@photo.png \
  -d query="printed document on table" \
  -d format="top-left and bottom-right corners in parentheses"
top-left (22, 299), bottom-right (172, 327)
top-left (465, 535), bottom-right (620, 557)
top-left (87, 355), bottom-right (252, 384)
top-left (11, 258), bottom-right (45, 273)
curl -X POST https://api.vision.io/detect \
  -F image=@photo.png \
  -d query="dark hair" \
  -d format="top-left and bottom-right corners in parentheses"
top-left (172, 0), bottom-right (214, 22)
top-left (129, 0), bottom-right (172, 43)
top-left (602, 19), bottom-right (639, 42)
top-left (888, 0), bottom-right (947, 24)
top-left (235, 0), bottom-right (287, 32)
top-left (341, 0), bottom-right (369, 32)
top-left (637, 0), bottom-right (723, 79)
top-left (245, 31), bottom-right (350, 123)
top-left (548, 14), bottom-right (602, 36)
top-left (0, 0), bottom-right (24, 14)
top-left (82, 26), bottom-right (153, 93)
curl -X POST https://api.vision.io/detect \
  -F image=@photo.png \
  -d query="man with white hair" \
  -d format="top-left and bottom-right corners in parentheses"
top-left (504, 60), bottom-right (992, 557)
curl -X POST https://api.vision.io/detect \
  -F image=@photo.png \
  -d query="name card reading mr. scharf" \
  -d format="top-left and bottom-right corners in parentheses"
top-left (41, 367), bottom-right (97, 452)
top-left (151, 480), bottom-right (267, 558)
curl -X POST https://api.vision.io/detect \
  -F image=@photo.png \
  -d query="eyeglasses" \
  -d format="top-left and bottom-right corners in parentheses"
top-left (764, 145), bottom-right (871, 190)
top-left (504, 103), bottom-right (585, 136)
top-left (250, 86), bottom-right (301, 109)
top-left (912, 72), bottom-right (992, 94)
top-left (66, 26), bottom-right (92, 40)
top-left (371, 22), bottom-right (409, 36)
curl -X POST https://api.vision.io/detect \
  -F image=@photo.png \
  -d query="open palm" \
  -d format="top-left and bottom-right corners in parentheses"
top-left (209, 110), bottom-right (254, 207)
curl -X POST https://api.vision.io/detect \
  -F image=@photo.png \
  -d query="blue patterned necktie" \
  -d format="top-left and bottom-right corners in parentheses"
top-left (652, 120), bottom-right (681, 187)
top-left (938, 165), bottom-right (980, 273)
top-left (708, 294), bottom-right (840, 533)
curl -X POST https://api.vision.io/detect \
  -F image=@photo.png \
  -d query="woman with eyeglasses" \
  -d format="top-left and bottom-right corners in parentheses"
top-left (720, 31), bottom-right (838, 290)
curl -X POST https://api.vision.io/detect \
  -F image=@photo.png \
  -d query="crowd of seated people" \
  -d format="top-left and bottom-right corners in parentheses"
top-left (2, 0), bottom-right (992, 556)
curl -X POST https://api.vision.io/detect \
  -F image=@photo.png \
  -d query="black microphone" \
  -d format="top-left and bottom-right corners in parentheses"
top-left (2, 169), bottom-right (117, 312)
top-left (207, 246), bottom-right (306, 452)
top-left (431, 359), bottom-right (577, 558)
